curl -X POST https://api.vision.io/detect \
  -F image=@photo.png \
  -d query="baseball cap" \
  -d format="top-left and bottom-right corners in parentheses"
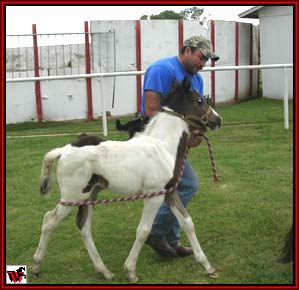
top-left (184, 35), bottom-right (219, 61)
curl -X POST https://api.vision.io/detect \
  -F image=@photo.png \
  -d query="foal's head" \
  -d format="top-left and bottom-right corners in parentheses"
top-left (162, 77), bottom-right (222, 131)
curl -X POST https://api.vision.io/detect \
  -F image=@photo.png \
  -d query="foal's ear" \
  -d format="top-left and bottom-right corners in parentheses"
top-left (182, 76), bottom-right (191, 94)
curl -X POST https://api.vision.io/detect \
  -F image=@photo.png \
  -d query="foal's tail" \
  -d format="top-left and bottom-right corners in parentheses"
top-left (40, 147), bottom-right (63, 197)
top-left (115, 119), bottom-right (129, 131)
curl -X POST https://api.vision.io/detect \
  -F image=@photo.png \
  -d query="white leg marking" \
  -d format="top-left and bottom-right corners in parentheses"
top-left (169, 201), bottom-right (216, 276)
top-left (124, 195), bottom-right (164, 283)
top-left (33, 204), bottom-right (72, 275)
top-left (80, 205), bottom-right (114, 280)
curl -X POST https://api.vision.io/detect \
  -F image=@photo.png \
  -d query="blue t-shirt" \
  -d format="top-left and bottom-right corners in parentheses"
top-left (141, 56), bottom-right (204, 114)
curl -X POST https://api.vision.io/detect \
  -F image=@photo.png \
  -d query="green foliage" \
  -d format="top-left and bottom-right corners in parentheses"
top-left (149, 10), bottom-right (183, 20)
top-left (140, 6), bottom-right (207, 25)
top-left (6, 99), bottom-right (293, 284)
top-left (180, 7), bottom-right (206, 22)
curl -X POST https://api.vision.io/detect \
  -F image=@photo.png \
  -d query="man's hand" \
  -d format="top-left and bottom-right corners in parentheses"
top-left (188, 130), bottom-right (204, 148)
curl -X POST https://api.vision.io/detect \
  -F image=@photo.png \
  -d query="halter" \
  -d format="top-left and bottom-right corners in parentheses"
top-left (162, 106), bottom-right (213, 133)
top-left (162, 106), bottom-right (219, 182)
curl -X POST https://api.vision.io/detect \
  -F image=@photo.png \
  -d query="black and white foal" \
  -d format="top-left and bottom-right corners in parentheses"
top-left (33, 77), bottom-right (222, 283)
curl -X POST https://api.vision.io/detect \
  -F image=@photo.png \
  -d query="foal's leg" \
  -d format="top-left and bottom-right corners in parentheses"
top-left (32, 204), bottom-right (72, 275)
top-left (166, 191), bottom-right (217, 277)
top-left (78, 204), bottom-right (114, 280)
top-left (124, 195), bottom-right (164, 283)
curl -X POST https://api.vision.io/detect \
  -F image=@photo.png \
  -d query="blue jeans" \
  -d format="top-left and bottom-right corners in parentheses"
top-left (148, 160), bottom-right (199, 247)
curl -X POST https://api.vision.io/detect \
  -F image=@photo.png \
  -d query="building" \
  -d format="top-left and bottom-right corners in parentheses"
top-left (239, 6), bottom-right (293, 99)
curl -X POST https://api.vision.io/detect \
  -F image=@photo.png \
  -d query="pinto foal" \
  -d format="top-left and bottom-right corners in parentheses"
top-left (33, 77), bottom-right (222, 283)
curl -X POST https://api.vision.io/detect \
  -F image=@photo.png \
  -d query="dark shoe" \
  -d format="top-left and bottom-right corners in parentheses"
top-left (174, 244), bottom-right (193, 257)
top-left (145, 238), bottom-right (178, 257)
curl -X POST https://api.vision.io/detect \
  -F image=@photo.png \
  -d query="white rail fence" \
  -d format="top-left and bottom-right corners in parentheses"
top-left (6, 64), bottom-right (293, 135)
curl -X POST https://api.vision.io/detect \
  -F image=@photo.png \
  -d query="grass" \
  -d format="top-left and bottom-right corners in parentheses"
top-left (6, 98), bottom-right (294, 284)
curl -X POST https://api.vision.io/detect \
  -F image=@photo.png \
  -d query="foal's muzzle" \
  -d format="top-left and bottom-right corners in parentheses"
top-left (205, 106), bottom-right (222, 130)
top-left (208, 114), bottom-right (222, 130)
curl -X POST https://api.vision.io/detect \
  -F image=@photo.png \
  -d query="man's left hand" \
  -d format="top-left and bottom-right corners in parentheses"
top-left (188, 130), bottom-right (204, 148)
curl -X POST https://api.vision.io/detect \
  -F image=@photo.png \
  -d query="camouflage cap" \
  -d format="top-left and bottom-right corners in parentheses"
top-left (184, 35), bottom-right (219, 61)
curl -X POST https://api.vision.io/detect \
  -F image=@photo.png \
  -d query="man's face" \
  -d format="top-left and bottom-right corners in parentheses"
top-left (183, 47), bottom-right (209, 75)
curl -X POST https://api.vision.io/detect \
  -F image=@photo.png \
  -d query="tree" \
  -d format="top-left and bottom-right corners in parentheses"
top-left (139, 7), bottom-right (207, 26)
top-left (149, 10), bottom-right (183, 20)
top-left (180, 7), bottom-right (207, 25)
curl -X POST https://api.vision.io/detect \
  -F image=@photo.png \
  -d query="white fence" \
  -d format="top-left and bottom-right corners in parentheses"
top-left (6, 63), bottom-right (293, 135)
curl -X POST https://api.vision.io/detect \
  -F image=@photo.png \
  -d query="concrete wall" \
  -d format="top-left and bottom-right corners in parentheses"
top-left (90, 21), bottom-right (137, 117)
top-left (6, 19), bottom-right (259, 124)
top-left (6, 82), bottom-right (36, 123)
top-left (6, 43), bottom-right (88, 123)
top-left (90, 19), bottom-right (258, 114)
top-left (258, 6), bottom-right (293, 99)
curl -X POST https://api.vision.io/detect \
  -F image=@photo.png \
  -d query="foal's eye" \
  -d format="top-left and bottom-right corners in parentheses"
top-left (198, 99), bottom-right (203, 104)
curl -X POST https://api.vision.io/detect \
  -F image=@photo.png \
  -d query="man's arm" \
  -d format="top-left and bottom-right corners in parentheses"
top-left (144, 90), bottom-right (161, 117)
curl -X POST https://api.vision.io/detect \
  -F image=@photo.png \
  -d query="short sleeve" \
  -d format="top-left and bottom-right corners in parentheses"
top-left (143, 65), bottom-right (173, 98)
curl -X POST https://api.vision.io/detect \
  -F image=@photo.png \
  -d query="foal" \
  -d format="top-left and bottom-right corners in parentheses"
top-left (33, 77), bottom-right (222, 283)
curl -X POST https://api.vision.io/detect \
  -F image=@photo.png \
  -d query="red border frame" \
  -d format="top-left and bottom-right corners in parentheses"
top-left (1, 1), bottom-right (298, 289)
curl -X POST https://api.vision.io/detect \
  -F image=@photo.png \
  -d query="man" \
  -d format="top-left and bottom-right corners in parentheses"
top-left (142, 35), bottom-right (219, 257)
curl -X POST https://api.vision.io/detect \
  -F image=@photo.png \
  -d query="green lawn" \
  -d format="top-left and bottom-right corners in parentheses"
top-left (6, 98), bottom-right (294, 284)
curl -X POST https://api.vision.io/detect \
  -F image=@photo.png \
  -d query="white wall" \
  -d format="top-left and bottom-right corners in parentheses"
top-left (91, 20), bottom-right (137, 117)
top-left (6, 82), bottom-right (36, 123)
top-left (6, 19), bottom-right (259, 124)
top-left (6, 43), bottom-right (89, 123)
top-left (259, 6), bottom-right (293, 99)
top-left (213, 21), bottom-right (236, 103)
top-left (141, 20), bottom-right (178, 68)
top-left (41, 79), bottom-right (87, 121)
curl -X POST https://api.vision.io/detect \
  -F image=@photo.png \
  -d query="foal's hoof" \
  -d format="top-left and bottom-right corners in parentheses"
top-left (207, 270), bottom-right (219, 279)
top-left (31, 272), bottom-right (40, 278)
top-left (104, 272), bottom-right (114, 280)
top-left (128, 276), bottom-right (138, 284)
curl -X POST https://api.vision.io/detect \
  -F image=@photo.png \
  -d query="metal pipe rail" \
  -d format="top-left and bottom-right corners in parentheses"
top-left (6, 63), bottom-right (293, 135)
top-left (6, 64), bottom-right (293, 83)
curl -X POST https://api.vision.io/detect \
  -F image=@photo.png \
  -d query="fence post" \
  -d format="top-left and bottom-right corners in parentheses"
top-left (210, 20), bottom-right (216, 107)
top-left (178, 19), bottom-right (184, 52)
top-left (84, 21), bottom-right (93, 121)
top-left (135, 20), bottom-right (142, 114)
top-left (32, 24), bottom-right (43, 122)
top-left (100, 76), bottom-right (108, 136)
top-left (234, 22), bottom-right (239, 103)
top-left (249, 24), bottom-right (253, 96)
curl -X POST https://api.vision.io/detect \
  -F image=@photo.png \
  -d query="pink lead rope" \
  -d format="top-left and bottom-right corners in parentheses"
top-left (59, 136), bottom-right (219, 206)
top-left (204, 135), bottom-right (219, 182)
